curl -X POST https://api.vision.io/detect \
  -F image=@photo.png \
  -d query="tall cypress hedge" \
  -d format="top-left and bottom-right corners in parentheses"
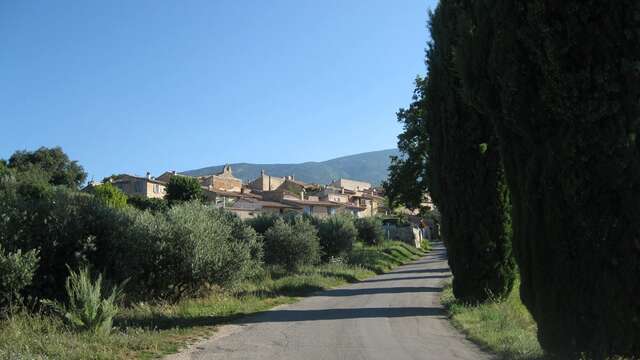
top-left (424, 0), bottom-right (515, 304)
top-left (467, 0), bottom-right (640, 357)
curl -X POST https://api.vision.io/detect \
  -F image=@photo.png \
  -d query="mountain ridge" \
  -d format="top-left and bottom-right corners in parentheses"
top-left (181, 149), bottom-right (400, 185)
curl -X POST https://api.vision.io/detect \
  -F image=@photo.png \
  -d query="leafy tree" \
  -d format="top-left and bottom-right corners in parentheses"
top-left (461, 0), bottom-right (640, 357)
top-left (383, 77), bottom-right (429, 211)
top-left (165, 176), bottom-right (203, 203)
top-left (417, 0), bottom-right (515, 303)
top-left (7, 147), bottom-right (86, 188)
top-left (91, 183), bottom-right (128, 209)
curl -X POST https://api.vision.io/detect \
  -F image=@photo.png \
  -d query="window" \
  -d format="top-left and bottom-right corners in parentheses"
top-left (329, 208), bottom-right (336, 215)
top-left (304, 206), bottom-right (311, 214)
top-left (134, 181), bottom-right (143, 193)
top-left (153, 184), bottom-right (160, 193)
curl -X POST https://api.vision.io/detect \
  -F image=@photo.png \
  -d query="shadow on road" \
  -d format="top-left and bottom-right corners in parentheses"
top-left (239, 306), bottom-right (446, 324)
top-left (390, 267), bottom-right (450, 275)
top-left (360, 274), bottom-right (451, 283)
top-left (320, 286), bottom-right (442, 297)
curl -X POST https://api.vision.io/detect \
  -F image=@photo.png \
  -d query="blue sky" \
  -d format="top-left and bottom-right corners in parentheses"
top-left (1, 0), bottom-right (436, 181)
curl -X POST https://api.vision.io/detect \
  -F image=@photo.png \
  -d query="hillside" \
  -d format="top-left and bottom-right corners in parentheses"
top-left (182, 149), bottom-right (400, 185)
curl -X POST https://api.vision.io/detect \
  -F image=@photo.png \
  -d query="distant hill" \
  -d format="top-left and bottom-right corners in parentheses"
top-left (182, 149), bottom-right (400, 185)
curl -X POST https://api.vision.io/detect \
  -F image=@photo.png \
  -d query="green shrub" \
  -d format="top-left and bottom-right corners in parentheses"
top-left (355, 217), bottom-right (384, 245)
top-left (91, 183), bottom-right (128, 209)
top-left (103, 203), bottom-right (262, 300)
top-left (42, 267), bottom-right (125, 336)
top-left (246, 213), bottom-right (279, 234)
top-left (317, 215), bottom-right (357, 259)
top-left (165, 176), bottom-right (203, 203)
top-left (126, 195), bottom-right (169, 212)
top-left (263, 218), bottom-right (320, 271)
top-left (0, 245), bottom-right (39, 311)
top-left (0, 178), bottom-right (122, 300)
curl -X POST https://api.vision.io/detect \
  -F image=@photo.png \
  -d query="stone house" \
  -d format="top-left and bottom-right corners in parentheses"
top-left (157, 165), bottom-right (242, 193)
top-left (228, 197), bottom-right (297, 220)
top-left (247, 170), bottom-right (286, 191)
top-left (329, 178), bottom-right (372, 192)
top-left (109, 173), bottom-right (167, 199)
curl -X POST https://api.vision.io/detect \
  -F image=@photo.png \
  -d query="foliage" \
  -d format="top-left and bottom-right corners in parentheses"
top-left (6, 147), bottom-right (86, 188)
top-left (90, 182), bottom-right (128, 209)
top-left (263, 218), bottom-right (320, 271)
top-left (102, 203), bottom-right (263, 300)
top-left (42, 267), bottom-right (126, 336)
top-left (0, 241), bottom-right (420, 360)
top-left (0, 178), bottom-right (121, 300)
top-left (442, 280), bottom-right (543, 360)
top-left (245, 213), bottom-right (280, 234)
top-left (126, 195), bottom-right (169, 212)
top-left (165, 176), bottom-right (203, 203)
top-left (0, 245), bottom-right (39, 311)
top-left (417, 0), bottom-right (515, 304)
top-left (383, 77), bottom-right (429, 210)
top-left (355, 216), bottom-right (384, 245)
top-left (317, 214), bottom-right (357, 259)
top-left (450, 0), bottom-right (640, 357)
top-left (348, 241), bottom-right (425, 274)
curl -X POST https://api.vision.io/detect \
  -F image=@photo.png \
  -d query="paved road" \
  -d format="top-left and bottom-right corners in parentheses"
top-left (167, 242), bottom-right (491, 360)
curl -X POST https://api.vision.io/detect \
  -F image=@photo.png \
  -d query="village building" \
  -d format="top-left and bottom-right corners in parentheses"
top-left (329, 178), bottom-right (372, 192)
top-left (247, 170), bottom-right (286, 191)
top-left (228, 197), bottom-right (297, 220)
top-left (108, 173), bottom-right (167, 199)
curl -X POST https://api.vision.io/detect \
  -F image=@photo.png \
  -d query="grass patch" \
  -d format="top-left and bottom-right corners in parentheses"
top-left (0, 241), bottom-right (424, 360)
top-left (441, 280), bottom-right (544, 360)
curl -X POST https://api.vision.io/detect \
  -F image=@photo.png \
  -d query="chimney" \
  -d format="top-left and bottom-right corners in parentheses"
top-left (300, 191), bottom-right (305, 200)
top-left (172, 170), bottom-right (177, 175)
top-left (261, 169), bottom-right (265, 176)
top-left (146, 172), bottom-right (151, 179)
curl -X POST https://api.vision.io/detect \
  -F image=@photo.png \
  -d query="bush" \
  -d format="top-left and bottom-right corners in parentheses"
top-left (42, 267), bottom-right (125, 336)
top-left (246, 213), bottom-right (279, 234)
top-left (91, 183), bottom-right (128, 209)
top-left (317, 215), bottom-right (357, 259)
top-left (103, 203), bottom-right (263, 300)
top-left (263, 218), bottom-right (320, 271)
top-left (165, 176), bottom-right (203, 203)
top-left (126, 195), bottom-right (169, 212)
top-left (0, 178), bottom-right (123, 300)
top-left (355, 217), bottom-right (384, 245)
top-left (0, 245), bottom-right (39, 311)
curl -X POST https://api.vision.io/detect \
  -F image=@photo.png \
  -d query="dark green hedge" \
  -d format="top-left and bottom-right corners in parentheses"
top-left (424, 0), bottom-right (515, 304)
top-left (457, 0), bottom-right (640, 357)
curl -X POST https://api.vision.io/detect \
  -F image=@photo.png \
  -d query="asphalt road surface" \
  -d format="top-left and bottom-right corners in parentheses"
top-left (167, 242), bottom-right (492, 360)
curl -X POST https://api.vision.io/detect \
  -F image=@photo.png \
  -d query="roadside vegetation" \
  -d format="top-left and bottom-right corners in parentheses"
top-left (0, 147), bottom-right (427, 359)
top-left (385, 0), bottom-right (640, 359)
top-left (442, 281), bottom-right (543, 360)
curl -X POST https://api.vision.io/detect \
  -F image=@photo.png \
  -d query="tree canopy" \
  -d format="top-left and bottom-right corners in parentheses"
top-left (7, 147), bottom-right (86, 188)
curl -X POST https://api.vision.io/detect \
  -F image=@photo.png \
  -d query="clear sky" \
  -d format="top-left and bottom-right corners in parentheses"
top-left (1, 0), bottom-right (436, 181)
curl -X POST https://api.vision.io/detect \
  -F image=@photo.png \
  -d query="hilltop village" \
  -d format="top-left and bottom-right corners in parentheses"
top-left (89, 165), bottom-right (387, 220)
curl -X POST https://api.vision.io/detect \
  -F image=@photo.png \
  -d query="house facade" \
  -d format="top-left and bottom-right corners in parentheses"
top-left (109, 173), bottom-right (167, 199)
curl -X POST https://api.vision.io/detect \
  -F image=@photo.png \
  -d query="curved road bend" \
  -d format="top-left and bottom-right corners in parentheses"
top-left (167, 242), bottom-right (492, 360)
